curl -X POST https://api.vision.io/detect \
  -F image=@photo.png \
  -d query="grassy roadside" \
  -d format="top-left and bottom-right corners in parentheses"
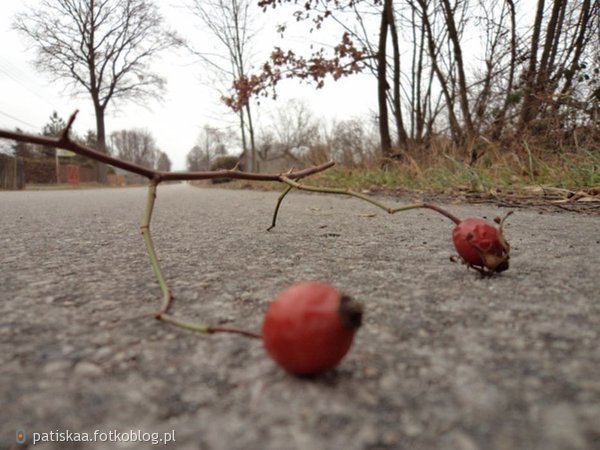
top-left (203, 149), bottom-right (599, 197)
top-left (313, 150), bottom-right (598, 193)
top-left (22, 148), bottom-right (595, 202)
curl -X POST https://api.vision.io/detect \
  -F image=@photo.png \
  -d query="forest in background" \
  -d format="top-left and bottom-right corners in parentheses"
top-left (1, 0), bottom-right (598, 192)
top-left (223, 0), bottom-right (599, 166)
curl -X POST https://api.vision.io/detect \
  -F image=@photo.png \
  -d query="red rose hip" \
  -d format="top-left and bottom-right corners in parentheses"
top-left (262, 281), bottom-right (363, 376)
top-left (452, 213), bottom-right (512, 273)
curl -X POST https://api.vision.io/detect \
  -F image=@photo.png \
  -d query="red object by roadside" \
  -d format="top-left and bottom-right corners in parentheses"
top-left (452, 216), bottom-right (510, 273)
top-left (66, 164), bottom-right (80, 185)
top-left (262, 281), bottom-right (363, 376)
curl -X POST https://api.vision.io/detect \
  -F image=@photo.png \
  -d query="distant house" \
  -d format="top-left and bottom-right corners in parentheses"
top-left (256, 151), bottom-right (300, 173)
top-left (244, 145), bottom-right (327, 174)
top-left (111, 167), bottom-right (145, 186)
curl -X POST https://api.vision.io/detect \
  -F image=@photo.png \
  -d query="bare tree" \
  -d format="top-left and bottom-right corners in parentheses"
top-left (186, 145), bottom-right (206, 172)
top-left (271, 100), bottom-right (321, 162)
top-left (517, 0), bottom-right (597, 136)
top-left (440, 0), bottom-right (474, 142)
top-left (110, 129), bottom-right (159, 169)
top-left (186, 125), bottom-right (229, 172)
top-left (486, 0), bottom-right (519, 141)
top-left (186, 0), bottom-right (259, 171)
top-left (224, 2), bottom-right (370, 147)
top-left (228, 0), bottom-right (600, 162)
top-left (328, 118), bottom-right (378, 165)
top-left (14, 0), bottom-right (179, 181)
top-left (156, 151), bottom-right (172, 172)
top-left (251, 100), bottom-right (324, 169)
top-left (201, 126), bottom-right (228, 159)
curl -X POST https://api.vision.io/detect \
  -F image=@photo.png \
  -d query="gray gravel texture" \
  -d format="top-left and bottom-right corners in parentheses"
top-left (1, 184), bottom-right (599, 450)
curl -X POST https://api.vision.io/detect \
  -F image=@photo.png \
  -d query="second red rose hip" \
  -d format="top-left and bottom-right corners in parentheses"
top-left (262, 281), bottom-right (363, 376)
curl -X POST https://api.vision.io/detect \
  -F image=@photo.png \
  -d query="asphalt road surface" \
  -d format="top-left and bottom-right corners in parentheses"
top-left (1, 184), bottom-right (599, 450)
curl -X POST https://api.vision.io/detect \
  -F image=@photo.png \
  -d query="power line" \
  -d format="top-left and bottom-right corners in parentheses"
top-left (0, 56), bottom-right (59, 110)
top-left (0, 109), bottom-right (39, 130)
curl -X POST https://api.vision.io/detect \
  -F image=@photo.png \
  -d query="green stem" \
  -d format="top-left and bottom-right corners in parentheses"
top-left (418, 203), bottom-right (461, 224)
top-left (141, 180), bottom-right (173, 316)
top-left (141, 181), bottom-right (262, 339)
top-left (158, 313), bottom-right (261, 339)
top-left (268, 184), bottom-right (293, 231)
top-left (273, 176), bottom-right (462, 228)
top-left (280, 176), bottom-right (396, 213)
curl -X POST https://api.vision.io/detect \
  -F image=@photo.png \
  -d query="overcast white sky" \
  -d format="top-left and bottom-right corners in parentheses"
top-left (0, 1), bottom-right (377, 170)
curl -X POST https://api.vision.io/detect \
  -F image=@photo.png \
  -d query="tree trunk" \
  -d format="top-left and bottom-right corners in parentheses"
top-left (440, 0), bottom-right (474, 139)
top-left (518, 0), bottom-right (546, 130)
top-left (412, 3), bottom-right (426, 143)
top-left (419, 0), bottom-right (463, 144)
top-left (557, 0), bottom-right (592, 100)
top-left (245, 102), bottom-right (257, 172)
top-left (538, 0), bottom-right (565, 86)
top-left (93, 101), bottom-right (108, 183)
top-left (238, 108), bottom-right (248, 169)
top-left (546, 0), bottom-right (568, 75)
top-left (387, 2), bottom-right (409, 147)
top-left (87, 7), bottom-right (107, 184)
top-left (377, 0), bottom-right (393, 158)
top-left (491, 0), bottom-right (517, 140)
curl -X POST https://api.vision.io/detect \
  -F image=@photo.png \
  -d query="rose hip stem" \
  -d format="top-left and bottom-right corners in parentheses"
top-left (269, 176), bottom-right (462, 230)
top-left (418, 203), bottom-right (461, 225)
top-left (141, 180), bottom-right (173, 317)
top-left (158, 313), bottom-right (261, 339)
top-left (141, 180), bottom-right (262, 338)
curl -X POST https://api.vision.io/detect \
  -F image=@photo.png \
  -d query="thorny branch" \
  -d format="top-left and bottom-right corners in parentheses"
top-left (0, 109), bottom-right (508, 336)
top-left (0, 110), bottom-right (335, 182)
top-left (0, 110), bottom-right (334, 338)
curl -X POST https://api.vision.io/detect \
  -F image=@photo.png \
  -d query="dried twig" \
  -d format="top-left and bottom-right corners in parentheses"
top-left (268, 175), bottom-right (462, 230)
top-left (0, 110), bottom-right (335, 182)
top-left (0, 111), bottom-right (335, 338)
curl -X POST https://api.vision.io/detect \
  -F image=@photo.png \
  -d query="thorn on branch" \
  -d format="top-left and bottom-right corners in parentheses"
top-left (59, 110), bottom-right (79, 142)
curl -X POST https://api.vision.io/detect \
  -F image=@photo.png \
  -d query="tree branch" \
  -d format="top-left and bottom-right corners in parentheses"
top-left (268, 175), bottom-right (462, 230)
top-left (0, 110), bottom-right (335, 182)
top-left (0, 109), bottom-right (335, 339)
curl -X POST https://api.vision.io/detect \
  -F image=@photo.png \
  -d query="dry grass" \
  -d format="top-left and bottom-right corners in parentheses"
top-left (294, 143), bottom-right (598, 195)
top-left (198, 143), bottom-right (599, 198)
